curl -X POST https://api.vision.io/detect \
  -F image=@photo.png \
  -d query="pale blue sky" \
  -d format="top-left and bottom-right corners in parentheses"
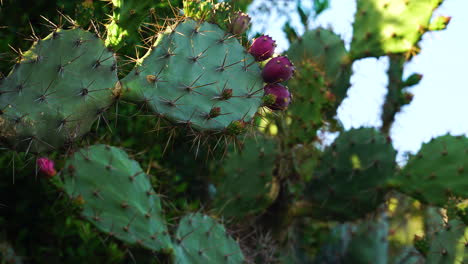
top-left (249, 0), bottom-right (468, 160)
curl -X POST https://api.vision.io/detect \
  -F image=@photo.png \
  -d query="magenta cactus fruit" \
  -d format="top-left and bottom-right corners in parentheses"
top-left (37, 157), bottom-right (57, 178)
top-left (262, 56), bottom-right (295, 83)
top-left (249, 35), bottom-right (276, 61)
top-left (263, 84), bottom-right (292, 110)
top-left (230, 12), bottom-right (251, 35)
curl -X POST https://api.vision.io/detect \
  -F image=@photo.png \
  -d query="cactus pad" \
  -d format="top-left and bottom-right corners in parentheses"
top-left (284, 60), bottom-right (328, 143)
top-left (351, 0), bottom-right (447, 59)
top-left (0, 28), bottom-right (118, 153)
top-left (285, 29), bottom-right (351, 142)
top-left (183, 0), bottom-right (232, 30)
top-left (121, 18), bottom-right (263, 132)
top-left (314, 217), bottom-right (389, 264)
top-left (344, 217), bottom-right (389, 264)
top-left (305, 128), bottom-right (396, 221)
top-left (61, 144), bottom-right (172, 252)
top-left (212, 135), bottom-right (278, 218)
top-left (173, 213), bottom-right (244, 264)
top-left (105, 0), bottom-right (165, 51)
top-left (426, 219), bottom-right (467, 264)
top-left (394, 135), bottom-right (468, 206)
top-left (287, 29), bottom-right (352, 104)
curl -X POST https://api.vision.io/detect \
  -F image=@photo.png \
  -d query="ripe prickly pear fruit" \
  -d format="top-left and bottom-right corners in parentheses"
top-left (37, 157), bottom-right (56, 178)
top-left (249, 35), bottom-right (275, 61)
top-left (264, 84), bottom-right (292, 110)
top-left (230, 11), bottom-right (251, 35)
top-left (262, 56), bottom-right (295, 83)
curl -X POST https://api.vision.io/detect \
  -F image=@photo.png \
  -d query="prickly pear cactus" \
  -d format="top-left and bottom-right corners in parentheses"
top-left (121, 18), bottom-right (263, 132)
top-left (173, 213), bottom-right (244, 264)
top-left (393, 135), bottom-right (468, 206)
top-left (313, 216), bottom-right (389, 264)
top-left (183, 0), bottom-right (232, 30)
top-left (381, 55), bottom-right (421, 133)
top-left (304, 128), bottom-right (396, 220)
top-left (0, 0), bottom-right (459, 263)
top-left (287, 28), bottom-right (351, 104)
top-left (105, 0), bottom-right (180, 52)
top-left (344, 217), bottom-right (389, 264)
top-left (392, 247), bottom-right (425, 264)
top-left (351, 0), bottom-right (448, 59)
top-left (212, 135), bottom-right (278, 218)
top-left (0, 28), bottom-right (118, 153)
top-left (312, 224), bottom-right (352, 264)
top-left (285, 29), bottom-right (351, 142)
top-left (60, 144), bottom-right (172, 252)
top-left (426, 219), bottom-right (467, 264)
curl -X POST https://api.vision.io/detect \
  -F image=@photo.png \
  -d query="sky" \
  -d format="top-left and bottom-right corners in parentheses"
top-left (248, 0), bottom-right (468, 161)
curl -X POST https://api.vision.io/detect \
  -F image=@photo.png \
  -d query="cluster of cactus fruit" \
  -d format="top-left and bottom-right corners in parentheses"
top-left (0, 0), bottom-right (463, 263)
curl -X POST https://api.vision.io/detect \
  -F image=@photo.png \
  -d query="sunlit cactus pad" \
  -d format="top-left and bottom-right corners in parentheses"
top-left (0, 28), bottom-right (118, 153)
top-left (61, 144), bottom-right (172, 252)
top-left (351, 0), bottom-right (446, 59)
top-left (121, 18), bottom-right (263, 132)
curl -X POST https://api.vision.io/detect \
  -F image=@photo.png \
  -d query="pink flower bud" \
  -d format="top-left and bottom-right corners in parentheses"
top-left (37, 157), bottom-right (57, 178)
top-left (230, 12), bottom-right (251, 35)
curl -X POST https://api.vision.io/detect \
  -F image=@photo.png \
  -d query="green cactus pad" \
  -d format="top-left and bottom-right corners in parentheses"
top-left (313, 224), bottom-right (352, 264)
top-left (121, 18), bottom-right (263, 132)
top-left (391, 247), bottom-right (424, 264)
top-left (105, 0), bottom-right (171, 50)
top-left (426, 219), bottom-right (467, 264)
top-left (61, 144), bottom-right (172, 252)
top-left (393, 135), bottom-right (468, 206)
top-left (183, 0), bottom-right (232, 30)
top-left (0, 28), bottom-right (118, 153)
top-left (285, 29), bottom-right (351, 142)
top-left (212, 135), bottom-right (278, 218)
top-left (173, 213), bottom-right (244, 264)
top-left (351, 0), bottom-right (446, 60)
top-left (284, 59), bottom-right (328, 143)
top-left (305, 128), bottom-right (396, 221)
top-left (344, 217), bottom-right (389, 264)
top-left (287, 28), bottom-right (352, 104)
top-left (314, 217), bottom-right (389, 264)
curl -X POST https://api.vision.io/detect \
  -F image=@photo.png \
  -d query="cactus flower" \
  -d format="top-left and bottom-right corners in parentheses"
top-left (37, 157), bottom-right (57, 178)
top-left (263, 84), bottom-right (292, 110)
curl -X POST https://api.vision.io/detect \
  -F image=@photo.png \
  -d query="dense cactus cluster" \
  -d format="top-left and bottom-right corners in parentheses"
top-left (0, 0), bottom-right (462, 263)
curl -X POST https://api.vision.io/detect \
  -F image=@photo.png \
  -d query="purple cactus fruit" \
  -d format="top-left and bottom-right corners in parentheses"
top-left (249, 35), bottom-right (276, 61)
top-left (230, 12), bottom-right (251, 35)
top-left (37, 157), bottom-right (57, 178)
top-left (262, 56), bottom-right (295, 83)
top-left (264, 84), bottom-right (292, 110)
